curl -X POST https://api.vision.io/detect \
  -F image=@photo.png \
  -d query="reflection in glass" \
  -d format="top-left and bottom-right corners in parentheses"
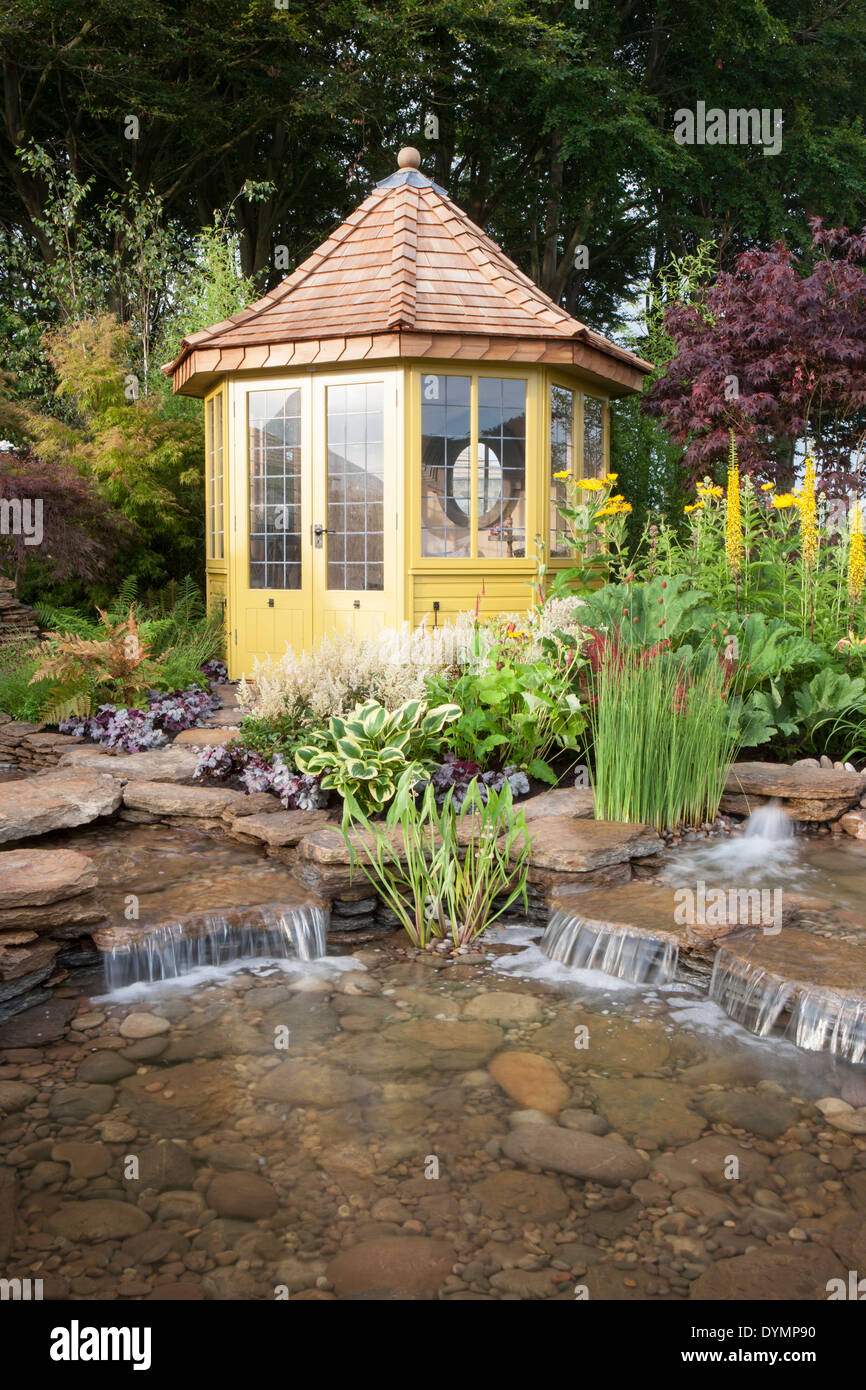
top-left (326, 382), bottom-right (384, 591)
top-left (584, 395), bottom-right (605, 479)
top-left (477, 377), bottom-right (526, 559)
top-left (421, 375), bottom-right (472, 556)
top-left (206, 394), bottom-right (224, 561)
top-left (550, 384), bottom-right (575, 558)
top-left (248, 388), bottom-right (302, 589)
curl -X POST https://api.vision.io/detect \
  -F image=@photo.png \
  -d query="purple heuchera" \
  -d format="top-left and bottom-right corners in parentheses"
top-left (59, 684), bottom-right (219, 754)
top-left (425, 753), bottom-right (529, 808)
top-left (200, 659), bottom-right (228, 684)
top-left (193, 743), bottom-right (325, 810)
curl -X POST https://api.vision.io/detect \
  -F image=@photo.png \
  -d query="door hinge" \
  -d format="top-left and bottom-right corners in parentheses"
top-left (234, 629), bottom-right (238, 645)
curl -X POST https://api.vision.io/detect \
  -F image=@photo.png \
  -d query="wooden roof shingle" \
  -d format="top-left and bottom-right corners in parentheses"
top-left (164, 149), bottom-right (652, 395)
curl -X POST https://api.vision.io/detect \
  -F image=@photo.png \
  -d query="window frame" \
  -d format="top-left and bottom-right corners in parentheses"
top-left (545, 374), bottom-right (610, 569)
top-left (204, 384), bottom-right (227, 567)
top-left (410, 364), bottom-right (538, 569)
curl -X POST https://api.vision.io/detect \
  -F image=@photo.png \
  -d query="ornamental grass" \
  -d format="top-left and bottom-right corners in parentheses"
top-left (585, 637), bottom-right (744, 832)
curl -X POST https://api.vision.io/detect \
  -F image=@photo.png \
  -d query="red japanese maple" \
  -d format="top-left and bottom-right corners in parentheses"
top-left (644, 219), bottom-right (866, 491)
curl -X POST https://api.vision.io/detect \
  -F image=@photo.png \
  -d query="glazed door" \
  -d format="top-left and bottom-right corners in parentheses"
top-left (233, 380), bottom-right (313, 677)
top-left (231, 373), bottom-right (397, 678)
top-left (311, 372), bottom-right (398, 644)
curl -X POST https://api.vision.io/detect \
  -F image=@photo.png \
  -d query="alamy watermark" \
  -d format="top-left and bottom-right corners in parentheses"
top-left (0, 497), bottom-right (43, 546)
top-left (673, 102), bottom-right (782, 157)
top-left (674, 879), bottom-right (782, 935)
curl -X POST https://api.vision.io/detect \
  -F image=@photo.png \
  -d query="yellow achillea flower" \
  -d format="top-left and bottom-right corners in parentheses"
top-left (725, 434), bottom-right (743, 576)
top-left (604, 472), bottom-right (619, 483)
top-left (553, 469), bottom-right (571, 480)
top-left (578, 478), bottom-right (605, 492)
top-left (684, 502), bottom-right (703, 514)
top-left (798, 454), bottom-right (818, 568)
top-left (697, 483), bottom-right (723, 498)
top-left (849, 500), bottom-right (865, 601)
top-left (760, 482), bottom-right (774, 491)
top-left (772, 493), bottom-right (797, 509)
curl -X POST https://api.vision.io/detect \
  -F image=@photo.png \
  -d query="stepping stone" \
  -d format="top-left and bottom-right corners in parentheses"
top-left (173, 726), bottom-right (241, 745)
top-left (722, 760), bottom-right (863, 822)
top-left (0, 771), bottom-right (122, 843)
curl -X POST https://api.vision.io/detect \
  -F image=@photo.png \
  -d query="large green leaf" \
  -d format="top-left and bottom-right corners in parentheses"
top-left (419, 702), bottom-right (461, 734)
top-left (360, 704), bottom-right (387, 737)
top-left (577, 575), bottom-right (710, 648)
top-left (335, 735), bottom-right (365, 760)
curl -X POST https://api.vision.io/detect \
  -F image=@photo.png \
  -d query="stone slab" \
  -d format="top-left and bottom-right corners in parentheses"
top-left (0, 772), bottom-right (123, 844)
top-left (0, 848), bottom-right (98, 908)
top-left (121, 781), bottom-right (248, 817)
top-left (57, 746), bottom-right (200, 783)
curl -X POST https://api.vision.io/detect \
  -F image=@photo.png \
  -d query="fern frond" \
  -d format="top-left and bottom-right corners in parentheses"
top-left (37, 685), bottom-right (93, 728)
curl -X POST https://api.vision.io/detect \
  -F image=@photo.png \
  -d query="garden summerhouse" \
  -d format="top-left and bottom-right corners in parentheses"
top-left (164, 148), bottom-right (652, 679)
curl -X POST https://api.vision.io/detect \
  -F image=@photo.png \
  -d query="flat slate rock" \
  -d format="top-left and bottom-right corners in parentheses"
top-left (521, 787), bottom-right (595, 822)
top-left (57, 745), bottom-right (200, 783)
top-left (519, 817), bottom-right (663, 872)
top-left (233, 809), bottom-right (335, 846)
top-left (172, 726), bottom-right (242, 746)
top-left (121, 781), bottom-right (247, 817)
top-left (0, 848), bottom-right (98, 908)
top-left (722, 760), bottom-right (862, 821)
top-left (0, 771), bottom-right (122, 843)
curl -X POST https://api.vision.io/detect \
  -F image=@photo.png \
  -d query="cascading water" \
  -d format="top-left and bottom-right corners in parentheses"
top-left (541, 909), bottom-right (678, 985)
top-left (789, 986), bottom-right (866, 1065)
top-left (743, 799), bottom-right (795, 841)
top-left (708, 947), bottom-right (794, 1036)
top-left (102, 902), bottom-right (329, 990)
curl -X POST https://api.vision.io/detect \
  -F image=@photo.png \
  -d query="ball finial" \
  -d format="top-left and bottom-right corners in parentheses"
top-left (397, 147), bottom-right (422, 170)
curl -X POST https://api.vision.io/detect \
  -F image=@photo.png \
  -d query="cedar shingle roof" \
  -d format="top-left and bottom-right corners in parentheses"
top-left (164, 152), bottom-right (652, 394)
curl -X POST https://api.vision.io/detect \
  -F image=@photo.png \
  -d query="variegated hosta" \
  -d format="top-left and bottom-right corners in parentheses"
top-left (294, 698), bottom-right (460, 818)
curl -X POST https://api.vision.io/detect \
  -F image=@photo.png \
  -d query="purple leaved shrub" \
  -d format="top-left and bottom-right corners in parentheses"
top-left (193, 743), bottom-right (325, 810)
top-left (60, 684), bottom-right (219, 754)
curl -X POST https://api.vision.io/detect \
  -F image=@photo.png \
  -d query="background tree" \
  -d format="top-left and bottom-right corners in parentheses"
top-left (0, 445), bottom-right (130, 591)
top-left (643, 220), bottom-right (866, 491)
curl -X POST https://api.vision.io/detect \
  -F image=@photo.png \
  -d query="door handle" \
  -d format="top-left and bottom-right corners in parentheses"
top-left (313, 523), bottom-right (328, 548)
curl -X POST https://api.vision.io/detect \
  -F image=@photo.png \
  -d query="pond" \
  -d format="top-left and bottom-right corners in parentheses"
top-left (0, 822), bottom-right (863, 1301)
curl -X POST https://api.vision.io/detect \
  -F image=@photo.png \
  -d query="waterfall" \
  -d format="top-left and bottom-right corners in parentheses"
top-left (541, 910), bottom-right (678, 985)
top-left (102, 903), bottom-right (329, 990)
top-left (789, 987), bottom-right (866, 1066)
top-left (743, 799), bottom-right (795, 842)
top-left (708, 947), bottom-right (794, 1036)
